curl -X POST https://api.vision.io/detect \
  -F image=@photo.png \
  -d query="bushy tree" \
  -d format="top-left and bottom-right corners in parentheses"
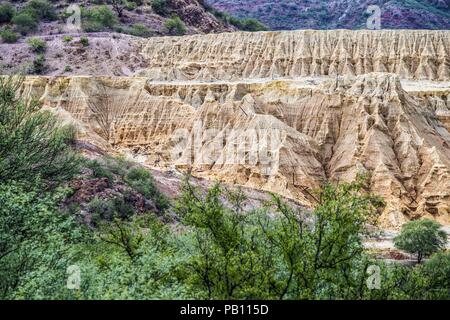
top-left (176, 182), bottom-right (278, 299)
top-left (394, 219), bottom-right (447, 263)
top-left (0, 76), bottom-right (81, 185)
top-left (27, 37), bottom-right (47, 53)
top-left (164, 16), bottom-right (186, 36)
top-left (175, 177), bottom-right (383, 299)
top-left (82, 5), bottom-right (117, 32)
top-left (151, 0), bottom-right (168, 16)
top-left (0, 182), bottom-right (82, 299)
top-left (258, 178), bottom-right (382, 299)
top-left (25, 0), bottom-right (57, 21)
top-left (0, 2), bottom-right (15, 23)
top-left (239, 18), bottom-right (267, 32)
top-left (31, 53), bottom-right (47, 74)
top-left (108, 0), bottom-right (126, 18)
top-left (0, 28), bottom-right (19, 43)
top-left (125, 167), bottom-right (170, 211)
top-left (12, 11), bottom-right (38, 35)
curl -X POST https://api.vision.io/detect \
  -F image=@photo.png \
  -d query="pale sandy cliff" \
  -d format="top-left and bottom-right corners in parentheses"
top-left (14, 30), bottom-right (450, 228)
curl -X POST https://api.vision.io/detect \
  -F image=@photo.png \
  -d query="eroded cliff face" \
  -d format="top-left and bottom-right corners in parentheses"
top-left (138, 30), bottom-right (450, 81)
top-left (20, 71), bottom-right (450, 228)
top-left (3, 30), bottom-right (448, 80)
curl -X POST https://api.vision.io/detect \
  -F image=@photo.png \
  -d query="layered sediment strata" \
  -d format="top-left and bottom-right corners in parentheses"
top-left (139, 30), bottom-right (450, 81)
top-left (20, 72), bottom-right (450, 228)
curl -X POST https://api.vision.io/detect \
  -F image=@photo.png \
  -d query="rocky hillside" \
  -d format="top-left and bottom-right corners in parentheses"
top-left (0, 0), bottom-right (236, 39)
top-left (207, 0), bottom-right (450, 30)
top-left (0, 0), bottom-right (265, 75)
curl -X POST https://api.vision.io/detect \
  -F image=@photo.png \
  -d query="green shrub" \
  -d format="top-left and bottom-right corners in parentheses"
top-left (0, 77), bottom-right (81, 184)
top-left (0, 2), bottom-right (15, 23)
top-left (103, 155), bottom-right (134, 177)
top-left (151, 0), bottom-right (168, 16)
top-left (12, 11), bottom-right (38, 35)
top-left (80, 36), bottom-right (89, 47)
top-left (89, 197), bottom-right (116, 224)
top-left (175, 178), bottom-right (382, 299)
top-left (126, 24), bottom-right (154, 37)
top-left (0, 182), bottom-right (82, 299)
top-left (126, 167), bottom-right (152, 182)
top-left (63, 35), bottom-right (73, 43)
top-left (27, 37), bottom-right (47, 53)
top-left (126, 1), bottom-right (137, 10)
top-left (86, 159), bottom-right (114, 184)
top-left (130, 0), bottom-right (144, 5)
top-left (0, 28), bottom-right (19, 43)
top-left (63, 65), bottom-right (72, 72)
top-left (164, 16), bottom-right (186, 36)
top-left (125, 167), bottom-right (170, 211)
top-left (31, 54), bottom-right (47, 74)
top-left (239, 18), bottom-right (267, 32)
top-left (25, 0), bottom-right (57, 21)
top-left (227, 16), bottom-right (267, 32)
top-left (89, 195), bottom-right (136, 225)
top-left (82, 5), bottom-right (117, 32)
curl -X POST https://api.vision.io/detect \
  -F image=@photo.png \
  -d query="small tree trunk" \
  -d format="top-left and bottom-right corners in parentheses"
top-left (417, 252), bottom-right (423, 264)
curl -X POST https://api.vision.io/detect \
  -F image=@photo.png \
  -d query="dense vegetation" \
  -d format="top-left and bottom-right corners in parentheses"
top-left (0, 77), bottom-right (449, 300)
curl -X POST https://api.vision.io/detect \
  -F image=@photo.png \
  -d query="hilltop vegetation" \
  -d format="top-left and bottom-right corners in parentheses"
top-left (207, 0), bottom-right (450, 30)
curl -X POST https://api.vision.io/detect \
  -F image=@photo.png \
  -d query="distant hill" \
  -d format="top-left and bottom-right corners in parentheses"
top-left (206, 0), bottom-right (450, 30)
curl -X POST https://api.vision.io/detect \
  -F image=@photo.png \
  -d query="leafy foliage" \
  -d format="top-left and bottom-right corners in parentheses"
top-left (108, 0), bottom-right (127, 17)
top-left (12, 11), bottom-right (38, 35)
top-left (229, 17), bottom-right (267, 32)
top-left (124, 24), bottom-right (154, 38)
top-left (0, 76), bottom-right (81, 185)
top-left (164, 16), bottom-right (186, 36)
top-left (0, 2), bottom-right (15, 23)
top-left (395, 219), bottom-right (448, 263)
top-left (125, 167), bottom-right (170, 211)
top-left (27, 37), bottom-right (47, 53)
top-left (0, 28), bottom-right (19, 43)
top-left (25, 0), bottom-right (58, 21)
top-left (0, 182), bottom-right (83, 299)
top-left (80, 36), bottom-right (89, 47)
top-left (174, 177), bottom-right (385, 299)
top-left (151, 0), bottom-right (168, 16)
top-left (82, 5), bottom-right (117, 32)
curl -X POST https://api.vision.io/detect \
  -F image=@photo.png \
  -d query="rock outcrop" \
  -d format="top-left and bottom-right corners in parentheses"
top-left (19, 71), bottom-right (450, 228)
top-left (139, 30), bottom-right (450, 81)
top-left (2, 30), bottom-right (448, 80)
